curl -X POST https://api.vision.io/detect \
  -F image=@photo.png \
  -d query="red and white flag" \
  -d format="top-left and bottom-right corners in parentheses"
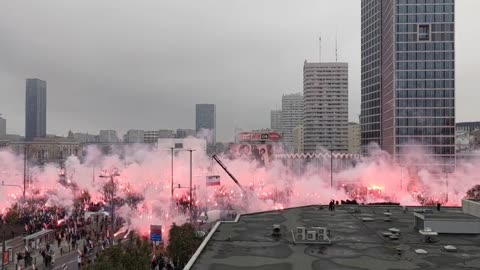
top-left (206, 175), bottom-right (220, 186)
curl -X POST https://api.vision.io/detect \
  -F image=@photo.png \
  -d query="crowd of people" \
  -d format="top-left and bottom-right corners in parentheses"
top-left (8, 199), bottom-right (114, 269)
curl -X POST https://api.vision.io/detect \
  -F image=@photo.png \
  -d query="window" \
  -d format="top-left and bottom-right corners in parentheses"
top-left (418, 24), bottom-right (430, 41)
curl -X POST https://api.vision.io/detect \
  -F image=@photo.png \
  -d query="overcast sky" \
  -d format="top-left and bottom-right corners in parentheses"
top-left (0, 0), bottom-right (479, 142)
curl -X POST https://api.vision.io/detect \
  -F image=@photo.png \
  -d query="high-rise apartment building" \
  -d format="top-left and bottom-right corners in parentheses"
top-left (303, 62), bottom-right (349, 153)
top-left (280, 93), bottom-right (303, 149)
top-left (270, 110), bottom-right (282, 132)
top-left (361, 0), bottom-right (455, 171)
top-left (196, 104), bottom-right (216, 146)
top-left (0, 116), bottom-right (6, 139)
top-left (25, 79), bottom-right (47, 141)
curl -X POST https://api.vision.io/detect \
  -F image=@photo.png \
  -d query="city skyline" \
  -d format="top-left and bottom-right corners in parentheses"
top-left (0, 1), bottom-right (479, 142)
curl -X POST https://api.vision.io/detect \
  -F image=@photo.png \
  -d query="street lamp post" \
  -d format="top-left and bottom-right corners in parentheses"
top-left (23, 145), bottom-right (28, 202)
top-left (399, 165), bottom-right (404, 192)
top-left (443, 166), bottom-right (449, 203)
top-left (329, 143), bottom-right (334, 189)
top-left (100, 171), bottom-right (119, 245)
top-left (187, 149), bottom-right (195, 222)
top-left (1, 181), bottom-right (25, 202)
top-left (170, 147), bottom-right (174, 200)
top-left (169, 148), bottom-right (196, 221)
top-left (1, 230), bottom-right (5, 270)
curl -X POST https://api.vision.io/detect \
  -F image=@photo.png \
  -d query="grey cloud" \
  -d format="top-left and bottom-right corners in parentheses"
top-left (0, 0), bottom-right (478, 141)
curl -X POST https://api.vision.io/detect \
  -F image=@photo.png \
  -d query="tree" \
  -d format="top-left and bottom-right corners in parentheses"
top-left (167, 223), bottom-right (202, 268)
top-left (4, 203), bottom-right (21, 224)
top-left (89, 236), bottom-right (152, 270)
top-left (466, 185), bottom-right (480, 200)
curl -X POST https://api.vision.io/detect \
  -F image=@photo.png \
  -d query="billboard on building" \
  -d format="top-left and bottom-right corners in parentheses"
top-left (229, 143), bottom-right (283, 167)
top-left (237, 132), bottom-right (281, 143)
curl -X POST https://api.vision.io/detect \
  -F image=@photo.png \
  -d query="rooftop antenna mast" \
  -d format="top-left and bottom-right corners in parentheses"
top-left (335, 31), bottom-right (338, 62)
top-left (319, 36), bottom-right (322, 62)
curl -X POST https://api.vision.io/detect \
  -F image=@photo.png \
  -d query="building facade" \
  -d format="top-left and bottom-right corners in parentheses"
top-left (99, 130), bottom-right (119, 143)
top-left (281, 93), bottom-right (303, 150)
top-left (361, 0), bottom-right (455, 171)
top-left (176, 128), bottom-right (196, 139)
top-left (144, 129), bottom-right (174, 143)
top-left (124, 130), bottom-right (145, 143)
top-left (25, 78), bottom-right (47, 141)
top-left (0, 116), bottom-right (6, 139)
top-left (348, 122), bottom-right (361, 154)
top-left (73, 133), bottom-right (98, 143)
top-left (270, 110), bottom-right (282, 132)
top-left (9, 136), bottom-right (82, 165)
top-left (195, 104), bottom-right (216, 146)
top-left (292, 125), bottom-right (304, 153)
top-left (457, 122), bottom-right (480, 133)
top-left (303, 61), bottom-right (349, 153)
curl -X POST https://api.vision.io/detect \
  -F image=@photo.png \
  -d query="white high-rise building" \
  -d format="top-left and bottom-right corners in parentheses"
top-left (303, 61), bottom-right (348, 153)
top-left (270, 110), bottom-right (282, 132)
top-left (281, 93), bottom-right (303, 149)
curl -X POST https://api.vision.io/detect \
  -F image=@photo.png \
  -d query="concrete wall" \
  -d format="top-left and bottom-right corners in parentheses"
top-left (463, 199), bottom-right (480, 218)
top-left (424, 219), bottom-right (480, 234)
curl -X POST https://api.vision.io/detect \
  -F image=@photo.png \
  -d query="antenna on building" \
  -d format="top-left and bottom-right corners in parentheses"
top-left (319, 36), bottom-right (322, 63)
top-left (335, 31), bottom-right (338, 62)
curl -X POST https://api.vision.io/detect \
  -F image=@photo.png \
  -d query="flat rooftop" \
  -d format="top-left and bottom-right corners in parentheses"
top-left (191, 205), bottom-right (480, 270)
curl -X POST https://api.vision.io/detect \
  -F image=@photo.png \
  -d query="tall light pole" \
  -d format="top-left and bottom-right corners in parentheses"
top-left (100, 171), bottom-right (119, 245)
top-left (329, 143), bottom-right (333, 189)
top-left (399, 165), bottom-right (404, 192)
top-left (170, 147), bottom-right (174, 199)
top-left (1, 230), bottom-right (5, 270)
top-left (1, 181), bottom-right (25, 202)
top-left (23, 145), bottom-right (28, 202)
top-left (443, 165), bottom-right (449, 203)
top-left (187, 149), bottom-right (195, 222)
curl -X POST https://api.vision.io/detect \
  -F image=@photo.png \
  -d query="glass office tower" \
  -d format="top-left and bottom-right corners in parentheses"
top-left (361, 0), bottom-right (455, 172)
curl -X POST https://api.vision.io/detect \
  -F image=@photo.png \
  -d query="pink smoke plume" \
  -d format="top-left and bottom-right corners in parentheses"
top-left (0, 141), bottom-right (478, 237)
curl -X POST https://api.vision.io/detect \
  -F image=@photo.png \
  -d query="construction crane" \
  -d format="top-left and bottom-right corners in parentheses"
top-left (212, 155), bottom-right (245, 193)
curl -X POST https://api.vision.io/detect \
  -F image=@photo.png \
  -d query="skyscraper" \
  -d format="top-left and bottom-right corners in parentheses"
top-left (303, 61), bottom-right (349, 153)
top-left (25, 78), bottom-right (47, 141)
top-left (195, 104), bottom-right (216, 146)
top-left (280, 93), bottom-right (303, 148)
top-left (270, 110), bottom-right (282, 132)
top-left (361, 0), bottom-right (455, 171)
top-left (0, 116), bottom-right (6, 139)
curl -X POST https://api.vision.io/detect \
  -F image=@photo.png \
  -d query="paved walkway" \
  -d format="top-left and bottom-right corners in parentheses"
top-left (3, 238), bottom-right (86, 270)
